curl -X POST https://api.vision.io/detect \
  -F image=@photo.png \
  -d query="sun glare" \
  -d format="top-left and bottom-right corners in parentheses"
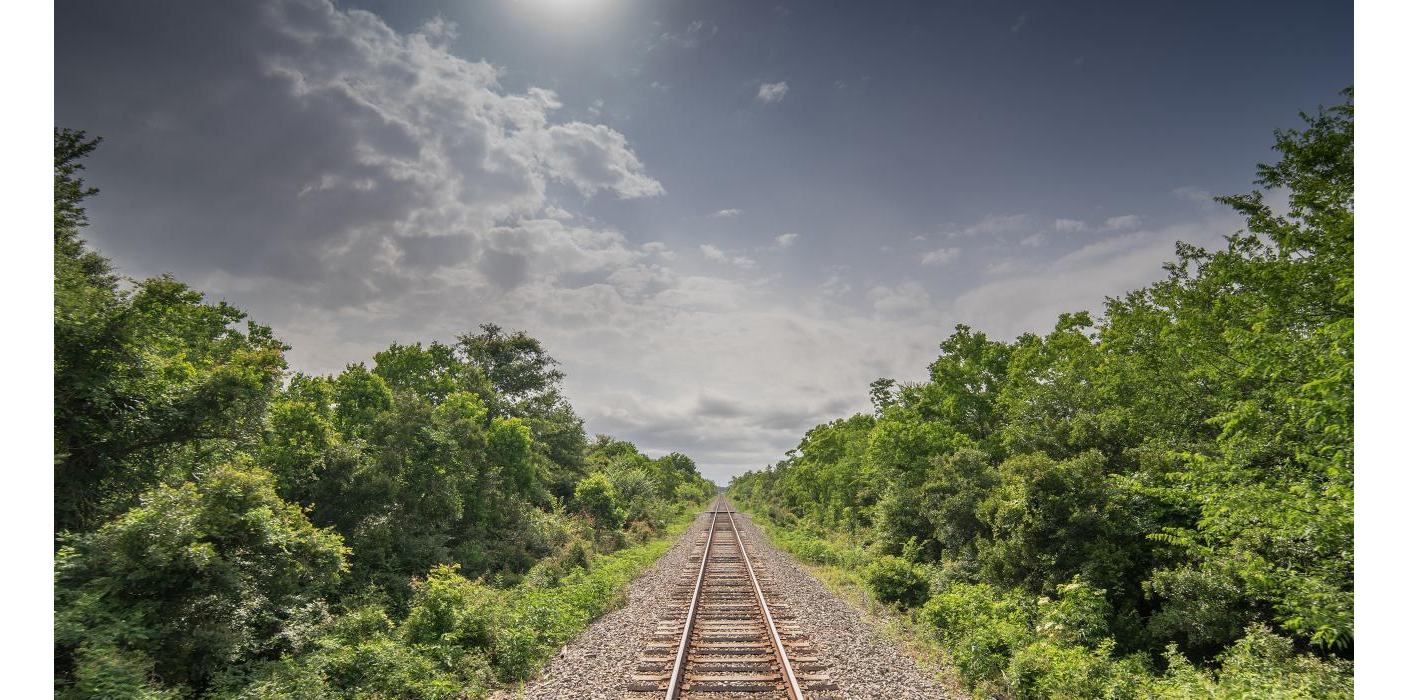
top-left (522, 0), bottom-right (609, 21)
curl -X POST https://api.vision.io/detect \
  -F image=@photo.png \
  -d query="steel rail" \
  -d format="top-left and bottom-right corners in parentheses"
top-left (665, 501), bottom-right (719, 700)
top-left (727, 502), bottom-right (805, 700)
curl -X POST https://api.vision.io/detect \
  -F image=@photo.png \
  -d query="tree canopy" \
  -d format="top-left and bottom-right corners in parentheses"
top-left (52, 128), bottom-right (715, 698)
top-left (731, 89), bottom-right (1354, 697)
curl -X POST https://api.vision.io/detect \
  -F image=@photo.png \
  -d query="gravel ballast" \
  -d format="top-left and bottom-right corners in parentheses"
top-left (493, 510), bottom-right (714, 700)
top-left (727, 512), bottom-right (961, 700)
top-left (496, 507), bottom-right (960, 699)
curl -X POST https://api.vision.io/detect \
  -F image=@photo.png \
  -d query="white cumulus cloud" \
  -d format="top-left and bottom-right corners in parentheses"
top-left (700, 243), bottom-right (756, 269)
top-left (699, 243), bottom-right (728, 262)
top-left (921, 247), bottom-right (962, 267)
top-left (544, 123), bottom-right (666, 199)
top-left (869, 281), bottom-right (931, 316)
top-left (757, 81), bottom-right (789, 103)
top-left (1103, 214), bottom-right (1142, 230)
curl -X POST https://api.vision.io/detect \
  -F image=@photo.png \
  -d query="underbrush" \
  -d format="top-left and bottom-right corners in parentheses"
top-left (237, 502), bottom-right (702, 699)
top-left (741, 508), bottom-right (1352, 700)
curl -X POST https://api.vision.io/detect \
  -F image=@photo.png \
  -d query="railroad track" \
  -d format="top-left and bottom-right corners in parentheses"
top-left (628, 497), bottom-right (838, 699)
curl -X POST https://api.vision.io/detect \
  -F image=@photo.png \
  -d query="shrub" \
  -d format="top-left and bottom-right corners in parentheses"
top-left (573, 472), bottom-right (625, 530)
top-left (1036, 576), bottom-right (1112, 648)
top-left (920, 582), bottom-right (1033, 688)
top-left (1143, 564), bottom-right (1254, 657)
top-left (55, 462), bottom-right (349, 695)
top-left (1147, 624), bottom-right (1354, 698)
top-left (776, 530), bottom-right (839, 566)
top-left (239, 632), bottom-right (481, 700)
top-left (675, 481), bottom-right (712, 504)
top-left (400, 565), bottom-right (501, 651)
top-left (491, 537), bottom-right (672, 682)
top-left (64, 645), bottom-right (180, 700)
top-left (863, 555), bottom-right (930, 608)
top-left (1004, 639), bottom-right (1154, 700)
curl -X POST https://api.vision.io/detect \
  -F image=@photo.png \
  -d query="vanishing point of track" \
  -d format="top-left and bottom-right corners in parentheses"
top-left (628, 496), bottom-right (837, 699)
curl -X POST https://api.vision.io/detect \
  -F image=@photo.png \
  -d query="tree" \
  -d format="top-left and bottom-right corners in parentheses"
top-left (1140, 89), bottom-right (1354, 652)
top-left (54, 131), bottom-right (288, 532)
top-left (730, 88), bottom-right (1355, 692)
top-left (55, 462), bottom-right (349, 696)
top-left (573, 472), bottom-right (624, 530)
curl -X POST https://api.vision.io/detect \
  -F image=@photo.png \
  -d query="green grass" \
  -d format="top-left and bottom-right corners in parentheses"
top-left (733, 505), bottom-right (1353, 700)
top-left (494, 501), bottom-right (704, 689)
top-left (731, 506), bottom-right (963, 695)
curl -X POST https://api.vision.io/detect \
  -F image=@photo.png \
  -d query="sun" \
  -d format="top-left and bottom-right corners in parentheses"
top-left (523, 0), bottom-right (609, 20)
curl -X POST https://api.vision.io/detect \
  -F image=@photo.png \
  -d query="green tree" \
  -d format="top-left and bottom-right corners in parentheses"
top-left (731, 88), bottom-right (1354, 693)
top-left (55, 462), bottom-right (349, 696)
top-left (1136, 91), bottom-right (1354, 652)
top-left (573, 472), bottom-right (624, 530)
top-left (54, 130), bottom-right (288, 532)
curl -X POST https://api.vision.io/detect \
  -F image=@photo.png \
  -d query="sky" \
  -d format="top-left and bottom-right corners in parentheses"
top-left (53, 0), bottom-right (1353, 483)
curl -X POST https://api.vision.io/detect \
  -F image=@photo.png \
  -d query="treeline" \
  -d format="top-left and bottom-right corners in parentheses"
top-left (730, 91), bottom-right (1353, 698)
top-left (53, 130), bottom-right (716, 698)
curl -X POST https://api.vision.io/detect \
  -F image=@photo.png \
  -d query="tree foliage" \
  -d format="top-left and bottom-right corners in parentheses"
top-left (730, 90), bottom-right (1354, 697)
top-left (54, 132), bottom-right (288, 532)
top-left (51, 132), bottom-right (715, 698)
top-left (55, 462), bottom-right (349, 697)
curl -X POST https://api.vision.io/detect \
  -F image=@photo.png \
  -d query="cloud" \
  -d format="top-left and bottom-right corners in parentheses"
top-left (1173, 186), bottom-right (1221, 209)
top-left (711, 208), bottom-right (743, 218)
top-left (1011, 11), bottom-right (1031, 33)
top-left (942, 213), bottom-right (1031, 240)
top-left (869, 281), bottom-right (931, 316)
top-left (820, 272), bottom-right (852, 296)
top-left (54, 0), bottom-right (678, 345)
top-left (1103, 214), bottom-right (1142, 230)
top-left (920, 247), bottom-right (962, 267)
top-left (756, 81), bottom-right (789, 104)
top-left (1054, 218), bottom-right (1086, 232)
top-left (946, 216), bottom-right (1238, 339)
top-left (700, 243), bottom-right (756, 269)
top-left (544, 123), bottom-right (665, 199)
top-left (775, 233), bottom-right (799, 248)
top-left (655, 20), bottom-right (716, 50)
top-left (51, 0), bottom-right (1254, 486)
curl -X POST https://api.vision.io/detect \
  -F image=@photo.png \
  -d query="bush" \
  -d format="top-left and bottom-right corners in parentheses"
top-left (55, 462), bottom-right (349, 696)
top-left (491, 538), bottom-right (669, 681)
top-left (920, 582), bottom-right (1033, 688)
top-left (65, 645), bottom-right (180, 700)
top-left (1143, 564), bottom-right (1253, 657)
top-left (1005, 639), bottom-right (1141, 700)
top-left (675, 481), bottom-right (713, 505)
top-left (863, 555), bottom-right (930, 608)
top-left (1036, 576), bottom-right (1112, 648)
top-left (240, 630), bottom-right (482, 700)
top-left (400, 565), bottom-right (501, 651)
top-left (573, 472), bottom-right (625, 530)
top-left (1147, 624), bottom-right (1354, 699)
top-left (777, 530), bottom-right (839, 566)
